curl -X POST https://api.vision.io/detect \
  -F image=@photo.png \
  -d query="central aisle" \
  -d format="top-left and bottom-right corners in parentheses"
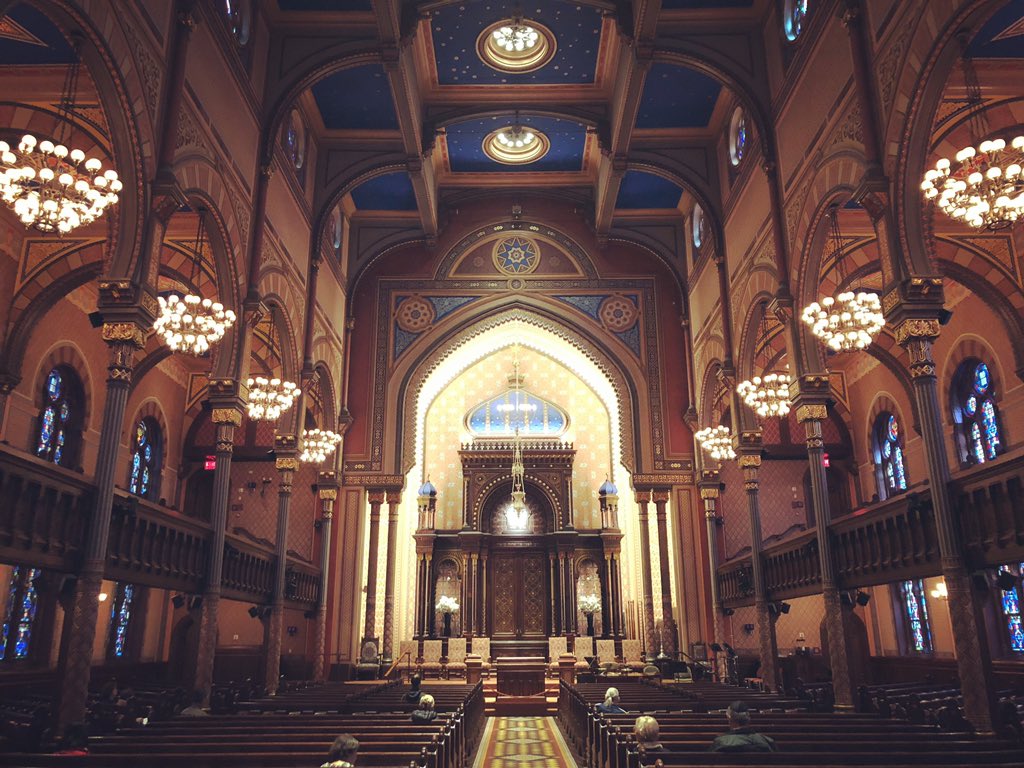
top-left (472, 716), bottom-right (579, 768)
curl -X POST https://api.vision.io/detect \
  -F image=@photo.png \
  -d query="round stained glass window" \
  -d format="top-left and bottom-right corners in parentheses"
top-left (784, 0), bottom-right (809, 42)
top-left (46, 370), bottom-right (62, 401)
top-left (137, 422), bottom-right (147, 446)
top-left (887, 415), bottom-right (898, 441)
top-left (965, 394), bottom-right (977, 416)
top-left (974, 363), bottom-right (991, 394)
top-left (729, 107), bottom-right (747, 166)
top-left (692, 206), bottom-right (705, 250)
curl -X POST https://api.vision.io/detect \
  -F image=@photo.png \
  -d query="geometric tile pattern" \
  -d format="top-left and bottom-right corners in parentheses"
top-left (474, 717), bottom-right (577, 768)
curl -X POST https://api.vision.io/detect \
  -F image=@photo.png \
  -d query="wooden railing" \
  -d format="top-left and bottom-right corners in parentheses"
top-left (951, 450), bottom-right (1024, 568)
top-left (286, 561), bottom-right (321, 606)
top-left (717, 555), bottom-right (753, 608)
top-left (222, 537), bottom-right (275, 602)
top-left (762, 531), bottom-right (821, 598)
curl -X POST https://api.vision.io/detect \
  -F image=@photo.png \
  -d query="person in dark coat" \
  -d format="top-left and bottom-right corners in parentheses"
top-left (402, 674), bottom-right (423, 704)
top-left (710, 701), bottom-right (777, 753)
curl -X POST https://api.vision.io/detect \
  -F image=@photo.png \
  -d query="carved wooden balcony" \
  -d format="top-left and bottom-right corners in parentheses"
top-left (717, 555), bottom-right (753, 608)
top-left (951, 449), bottom-right (1024, 568)
top-left (222, 537), bottom-right (275, 602)
top-left (762, 531), bottom-right (821, 599)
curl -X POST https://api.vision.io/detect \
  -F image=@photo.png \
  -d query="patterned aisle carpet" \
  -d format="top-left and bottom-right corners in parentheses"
top-left (473, 716), bottom-right (578, 768)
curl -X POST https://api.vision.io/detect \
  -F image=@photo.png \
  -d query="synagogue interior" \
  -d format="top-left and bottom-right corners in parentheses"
top-left (1, 0), bottom-right (1024, 766)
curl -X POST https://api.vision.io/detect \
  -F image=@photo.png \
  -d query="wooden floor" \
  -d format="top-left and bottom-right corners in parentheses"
top-left (473, 717), bottom-right (578, 768)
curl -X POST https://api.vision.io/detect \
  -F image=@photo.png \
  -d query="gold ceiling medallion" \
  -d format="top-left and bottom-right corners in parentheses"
top-left (493, 234), bottom-right (541, 275)
top-left (477, 17), bottom-right (556, 73)
top-left (482, 124), bottom-right (550, 165)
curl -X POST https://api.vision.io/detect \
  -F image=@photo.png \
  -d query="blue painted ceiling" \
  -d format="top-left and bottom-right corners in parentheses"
top-left (350, 172), bottom-right (418, 211)
top-left (445, 115), bottom-right (587, 172)
top-left (636, 63), bottom-right (722, 129)
top-left (311, 64), bottom-right (398, 130)
top-left (430, 1), bottom-right (604, 85)
top-left (661, 0), bottom-right (753, 8)
top-left (277, 0), bottom-right (373, 11)
top-left (969, 0), bottom-right (1024, 58)
top-left (0, 4), bottom-right (75, 66)
top-left (615, 171), bottom-right (683, 210)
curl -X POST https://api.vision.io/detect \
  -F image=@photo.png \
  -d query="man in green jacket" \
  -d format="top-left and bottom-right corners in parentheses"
top-left (710, 701), bottom-right (778, 753)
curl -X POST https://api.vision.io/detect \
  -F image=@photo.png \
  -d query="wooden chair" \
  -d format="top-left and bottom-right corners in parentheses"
top-left (355, 638), bottom-right (381, 679)
top-left (470, 636), bottom-right (492, 672)
top-left (445, 638), bottom-right (467, 678)
top-left (548, 636), bottom-right (568, 672)
top-left (574, 636), bottom-right (594, 670)
top-left (621, 638), bottom-right (645, 670)
top-left (596, 638), bottom-right (617, 668)
top-left (397, 640), bottom-right (420, 677)
top-left (421, 639), bottom-right (444, 677)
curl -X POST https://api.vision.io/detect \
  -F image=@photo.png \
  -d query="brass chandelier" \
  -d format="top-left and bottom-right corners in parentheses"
top-left (245, 308), bottom-right (299, 422)
top-left (695, 425), bottom-right (736, 462)
top-left (737, 301), bottom-right (792, 418)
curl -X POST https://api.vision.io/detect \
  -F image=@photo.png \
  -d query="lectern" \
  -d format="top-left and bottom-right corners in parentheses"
top-left (495, 656), bottom-right (546, 697)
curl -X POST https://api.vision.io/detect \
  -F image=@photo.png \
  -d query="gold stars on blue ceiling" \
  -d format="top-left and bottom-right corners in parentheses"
top-left (350, 172), bottom-right (417, 211)
top-left (446, 116), bottom-right (586, 172)
top-left (311, 64), bottom-right (398, 130)
top-left (968, 0), bottom-right (1024, 58)
top-left (637, 63), bottom-right (722, 129)
top-left (615, 171), bottom-right (683, 210)
top-left (431, 1), bottom-right (603, 85)
top-left (0, 4), bottom-right (76, 65)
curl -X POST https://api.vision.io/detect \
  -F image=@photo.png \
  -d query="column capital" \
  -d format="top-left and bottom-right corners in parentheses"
top-left (652, 489), bottom-right (670, 505)
top-left (100, 321), bottom-right (147, 349)
top-left (386, 489), bottom-right (403, 506)
top-left (699, 486), bottom-right (720, 501)
top-left (367, 489), bottom-right (386, 506)
top-left (795, 403), bottom-right (828, 423)
top-left (882, 276), bottom-right (946, 322)
top-left (635, 489), bottom-right (652, 505)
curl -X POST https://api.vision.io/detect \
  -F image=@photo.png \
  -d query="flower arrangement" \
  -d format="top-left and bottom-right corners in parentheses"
top-left (436, 596), bottom-right (460, 614)
top-left (578, 593), bottom-right (601, 615)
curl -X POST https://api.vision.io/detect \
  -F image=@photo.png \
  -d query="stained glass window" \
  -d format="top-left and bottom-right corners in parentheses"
top-left (953, 359), bottom-right (1003, 466)
top-left (0, 567), bottom-right (41, 662)
top-left (874, 412), bottom-right (907, 500)
top-left (899, 579), bottom-right (932, 654)
top-left (692, 206), bottom-right (705, 250)
top-left (785, 0), bottom-right (809, 41)
top-left (129, 418), bottom-right (161, 500)
top-left (108, 583), bottom-right (135, 659)
top-left (729, 108), bottom-right (747, 166)
top-left (999, 565), bottom-right (1024, 653)
top-left (36, 367), bottom-right (80, 468)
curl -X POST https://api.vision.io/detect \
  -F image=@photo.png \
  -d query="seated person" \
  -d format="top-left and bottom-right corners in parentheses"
top-left (596, 687), bottom-right (626, 714)
top-left (321, 733), bottom-right (359, 768)
top-left (403, 674), bottom-right (423, 704)
top-left (709, 701), bottom-right (777, 753)
top-left (411, 693), bottom-right (437, 724)
top-left (179, 689), bottom-right (209, 717)
top-left (633, 715), bottom-right (663, 752)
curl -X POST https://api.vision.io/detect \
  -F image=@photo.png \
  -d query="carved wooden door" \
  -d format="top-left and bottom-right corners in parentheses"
top-left (489, 551), bottom-right (549, 638)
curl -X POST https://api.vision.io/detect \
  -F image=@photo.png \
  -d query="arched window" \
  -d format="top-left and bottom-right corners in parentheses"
top-left (223, 0), bottom-right (251, 45)
top-left (873, 412), bottom-right (907, 500)
top-left (729, 107), bottom-right (747, 166)
top-left (128, 417), bottom-right (162, 500)
top-left (35, 366), bottom-right (83, 468)
top-left (107, 583), bottom-right (135, 659)
top-left (0, 567), bottom-right (41, 662)
top-left (784, 0), bottom-right (809, 42)
top-left (952, 359), bottom-right (1004, 466)
top-left (898, 579), bottom-right (932, 654)
top-left (282, 110), bottom-right (306, 172)
top-left (692, 205), bottom-right (705, 251)
top-left (997, 564), bottom-right (1024, 654)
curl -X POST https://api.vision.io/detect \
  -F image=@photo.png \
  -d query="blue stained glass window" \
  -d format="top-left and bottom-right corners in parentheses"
top-left (875, 412), bottom-right (908, 499)
top-left (46, 370), bottom-right (61, 401)
top-left (972, 423), bottom-right (985, 464)
top-left (965, 395), bottom-right (977, 416)
top-left (999, 565), bottom-right (1024, 653)
top-left (736, 116), bottom-right (746, 161)
top-left (37, 407), bottom-right (55, 456)
top-left (0, 566), bottom-right (20, 661)
top-left (36, 367), bottom-right (79, 467)
top-left (955, 360), bottom-right (1003, 466)
top-left (975, 363), bottom-right (991, 394)
top-left (466, 389), bottom-right (568, 438)
top-left (692, 206), bottom-right (705, 250)
top-left (128, 418), bottom-right (160, 499)
top-left (1, 566), bottom-right (41, 661)
top-left (110, 583), bottom-right (135, 658)
top-left (785, 0), bottom-right (809, 41)
top-left (900, 579), bottom-right (932, 654)
top-left (982, 400), bottom-right (1000, 458)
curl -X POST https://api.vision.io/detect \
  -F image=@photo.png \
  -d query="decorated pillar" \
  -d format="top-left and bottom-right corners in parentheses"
top-left (414, 481), bottom-right (437, 639)
top-left (314, 472), bottom-right (338, 683)
top-left (635, 489), bottom-right (658, 659)
top-left (381, 488), bottom-right (403, 662)
top-left (549, 553), bottom-right (560, 634)
top-left (653, 489), bottom-right (678, 656)
top-left (698, 470), bottom-right (725, 681)
top-left (737, 433), bottom-right (779, 692)
top-left (479, 554), bottom-right (488, 636)
top-left (893, 308), bottom-right (997, 732)
top-left (57, 315), bottom-right (147, 730)
top-left (362, 490), bottom-right (385, 646)
top-left (599, 479), bottom-right (624, 638)
top-left (264, 435), bottom-right (298, 695)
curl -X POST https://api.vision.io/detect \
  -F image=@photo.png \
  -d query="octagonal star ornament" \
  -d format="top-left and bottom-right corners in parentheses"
top-left (493, 235), bottom-right (540, 275)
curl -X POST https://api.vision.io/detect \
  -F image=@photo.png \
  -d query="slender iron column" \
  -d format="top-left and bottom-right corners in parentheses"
top-left (381, 488), bottom-right (403, 662)
top-left (699, 473), bottom-right (725, 681)
top-left (263, 437), bottom-right (297, 694)
top-left (362, 490), bottom-right (385, 644)
top-left (635, 489), bottom-right (658, 659)
top-left (313, 473), bottom-right (338, 683)
top-left (653, 490), bottom-right (678, 656)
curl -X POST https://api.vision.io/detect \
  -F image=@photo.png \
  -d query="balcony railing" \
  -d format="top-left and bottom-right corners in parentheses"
top-left (951, 450), bottom-right (1024, 568)
top-left (763, 531), bottom-right (821, 598)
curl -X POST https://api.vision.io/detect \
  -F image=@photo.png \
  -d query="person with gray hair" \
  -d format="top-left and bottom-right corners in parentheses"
top-left (321, 733), bottom-right (359, 767)
top-left (633, 715), bottom-right (664, 752)
top-left (596, 686), bottom-right (626, 714)
top-left (710, 701), bottom-right (777, 753)
top-left (411, 692), bottom-right (437, 723)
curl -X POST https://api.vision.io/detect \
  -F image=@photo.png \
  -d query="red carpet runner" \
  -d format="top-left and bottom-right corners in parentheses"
top-left (473, 716), bottom-right (578, 768)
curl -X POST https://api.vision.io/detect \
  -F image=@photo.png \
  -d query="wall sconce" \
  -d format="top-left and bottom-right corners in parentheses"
top-left (246, 481), bottom-right (257, 494)
top-left (930, 580), bottom-right (948, 600)
top-left (287, 625), bottom-right (298, 636)
top-left (98, 592), bottom-right (108, 602)
top-left (742, 623), bottom-right (755, 635)
top-left (261, 477), bottom-right (272, 497)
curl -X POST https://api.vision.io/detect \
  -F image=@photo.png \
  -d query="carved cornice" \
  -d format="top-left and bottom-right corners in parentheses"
top-left (211, 407), bottom-right (243, 427)
top-left (101, 322), bottom-right (146, 348)
top-left (894, 318), bottom-right (940, 346)
top-left (275, 457), bottom-right (300, 472)
top-left (345, 474), bottom-right (406, 491)
top-left (795, 404), bottom-right (828, 423)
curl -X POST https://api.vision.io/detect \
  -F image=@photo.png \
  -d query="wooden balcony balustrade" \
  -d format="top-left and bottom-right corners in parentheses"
top-left (222, 538), bottom-right (275, 602)
top-left (762, 531), bottom-right (821, 599)
top-left (951, 450), bottom-right (1024, 568)
top-left (717, 556), bottom-right (753, 608)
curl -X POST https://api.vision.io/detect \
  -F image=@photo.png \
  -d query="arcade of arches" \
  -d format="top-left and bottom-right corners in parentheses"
top-left (1, 0), bottom-right (1024, 755)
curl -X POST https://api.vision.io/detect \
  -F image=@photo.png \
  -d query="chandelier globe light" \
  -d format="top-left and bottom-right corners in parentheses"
top-left (153, 208), bottom-right (237, 355)
top-left (491, 10), bottom-right (539, 53)
top-left (246, 376), bottom-right (300, 421)
top-left (737, 301), bottom-right (792, 418)
top-left (300, 428), bottom-right (342, 464)
top-left (0, 38), bottom-right (121, 233)
top-left (801, 204), bottom-right (884, 353)
top-left (920, 40), bottom-right (1024, 230)
top-left (695, 425), bottom-right (736, 462)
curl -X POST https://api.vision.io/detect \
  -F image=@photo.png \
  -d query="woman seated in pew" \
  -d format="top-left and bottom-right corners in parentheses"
top-left (179, 690), bottom-right (210, 717)
top-left (411, 693), bottom-right (437, 724)
top-left (709, 701), bottom-right (777, 753)
top-left (321, 733), bottom-right (359, 768)
top-left (403, 674), bottom-right (423, 704)
top-left (634, 716), bottom-right (664, 753)
top-left (596, 687), bottom-right (627, 714)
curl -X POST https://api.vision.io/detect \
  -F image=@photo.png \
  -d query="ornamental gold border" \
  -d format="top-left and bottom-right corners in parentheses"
top-left (476, 18), bottom-right (557, 74)
top-left (482, 127), bottom-right (551, 166)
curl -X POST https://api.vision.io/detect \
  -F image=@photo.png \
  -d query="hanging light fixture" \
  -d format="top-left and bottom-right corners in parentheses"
top-left (801, 204), bottom-right (885, 352)
top-left (491, 5), bottom-right (540, 52)
top-left (921, 37), bottom-right (1024, 230)
top-left (505, 349), bottom-right (530, 530)
top-left (695, 425), bottom-right (736, 462)
top-left (153, 208), bottom-right (237, 355)
top-left (0, 36), bottom-right (121, 233)
top-left (300, 428), bottom-right (342, 464)
top-left (737, 301), bottom-right (792, 418)
top-left (497, 124), bottom-right (537, 150)
top-left (245, 308), bottom-right (300, 421)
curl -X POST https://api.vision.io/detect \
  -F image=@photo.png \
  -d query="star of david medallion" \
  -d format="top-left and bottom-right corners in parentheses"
top-left (492, 235), bottom-right (540, 275)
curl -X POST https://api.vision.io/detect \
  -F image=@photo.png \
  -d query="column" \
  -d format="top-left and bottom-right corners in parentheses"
top-left (264, 436), bottom-right (297, 695)
top-left (362, 490), bottom-right (384, 645)
top-left (424, 554), bottom-right (433, 637)
top-left (653, 490), bottom-right (678, 656)
top-left (635, 489), bottom-right (658, 660)
top-left (56, 320), bottom-right (145, 730)
top-left (479, 555), bottom-right (488, 637)
top-left (699, 473), bottom-right (725, 681)
top-left (381, 489), bottom-right (402, 663)
top-left (793, 379), bottom-right (857, 709)
top-left (549, 554), bottom-right (560, 634)
top-left (738, 447), bottom-right (779, 692)
top-left (895, 316), bottom-right (997, 732)
top-left (464, 553), bottom-right (477, 638)
top-left (563, 550), bottom-right (577, 636)
top-left (610, 554), bottom-right (624, 638)
top-left (313, 474), bottom-right (338, 683)
top-left (193, 398), bottom-right (243, 701)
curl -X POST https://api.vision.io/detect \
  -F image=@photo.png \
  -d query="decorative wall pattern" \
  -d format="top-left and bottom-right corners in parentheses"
top-left (393, 295), bottom-right (481, 360)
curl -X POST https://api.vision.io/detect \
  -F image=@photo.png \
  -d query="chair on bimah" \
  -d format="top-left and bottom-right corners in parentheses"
top-left (621, 638), bottom-right (645, 671)
top-left (445, 637), bottom-right (467, 678)
top-left (396, 640), bottom-right (420, 679)
top-left (356, 638), bottom-right (381, 679)
top-left (574, 636), bottom-right (594, 672)
top-left (421, 639), bottom-right (443, 677)
top-left (547, 636), bottom-right (568, 674)
top-left (471, 636), bottom-right (493, 673)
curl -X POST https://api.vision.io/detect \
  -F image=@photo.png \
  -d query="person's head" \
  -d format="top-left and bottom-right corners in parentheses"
top-left (191, 689), bottom-right (206, 705)
top-left (327, 734), bottom-right (359, 764)
top-left (634, 715), bottom-right (660, 746)
top-left (726, 701), bottom-right (751, 728)
top-left (604, 687), bottom-right (620, 704)
top-left (418, 694), bottom-right (435, 711)
top-left (410, 674), bottom-right (422, 691)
